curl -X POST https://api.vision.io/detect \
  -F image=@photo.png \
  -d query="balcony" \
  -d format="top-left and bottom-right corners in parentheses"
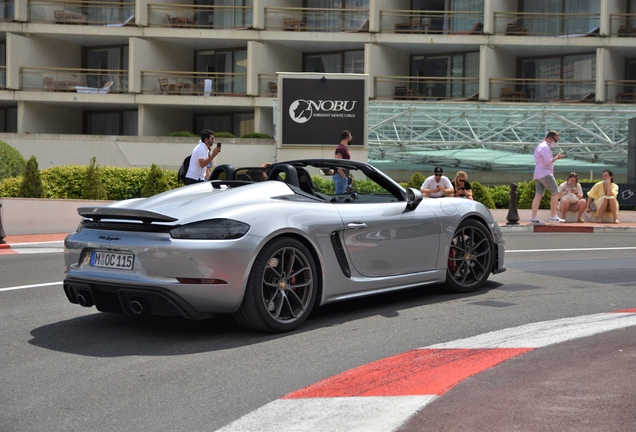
top-left (28, 0), bottom-right (135, 25)
top-left (610, 14), bottom-right (636, 37)
top-left (264, 7), bottom-right (369, 33)
top-left (380, 10), bottom-right (484, 35)
top-left (141, 71), bottom-right (247, 96)
top-left (147, 4), bottom-right (253, 29)
top-left (21, 67), bottom-right (127, 92)
top-left (258, 74), bottom-right (277, 97)
top-left (493, 12), bottom-right (600, 37)
top-left (490, 78), bottom-right (596, 103)
top-left (374, 76), bottom-right (479, 101)
top-left (606, 80), bottom-right (636, 103)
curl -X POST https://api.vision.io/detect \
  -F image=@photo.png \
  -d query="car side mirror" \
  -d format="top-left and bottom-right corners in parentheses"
top-left (405, 188), bottom-right (423, 211)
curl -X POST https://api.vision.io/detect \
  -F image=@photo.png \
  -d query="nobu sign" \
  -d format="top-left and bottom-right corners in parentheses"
top-left (280, 74), bottom-right (367, 146)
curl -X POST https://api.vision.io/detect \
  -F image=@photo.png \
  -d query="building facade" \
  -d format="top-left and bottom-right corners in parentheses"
top-left (0, 0), bottom-right (634, 175)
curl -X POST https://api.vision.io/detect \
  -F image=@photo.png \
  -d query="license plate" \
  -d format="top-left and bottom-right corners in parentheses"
top-left (90, 251), bottom-right (134, 270)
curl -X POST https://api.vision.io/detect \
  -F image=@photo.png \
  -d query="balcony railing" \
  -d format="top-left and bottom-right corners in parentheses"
top-left (141, 71), bottom-right (247, 96)
top-left (21, 67), bottom-right (128, 92)
top-left (379, 10), bottom-right (484, 34)
top-left (610, 14), bottom-right (636, 36)
top-left (490, 78), bottom-right (596, 103)
top-left (493, 12), bottom-right (600, 37)
top-left (606, 80), bottom-right (636, 103)
top-left (28, 0), bottom-right (135, 25)
top-left (148, 4), bottom-right (252, 29)
top-left (264, 7), bottom-right (369, 33)
top-left (258, 74), bottom-right (277, 97)
top-left (374, 76), bottom-right (479, 101)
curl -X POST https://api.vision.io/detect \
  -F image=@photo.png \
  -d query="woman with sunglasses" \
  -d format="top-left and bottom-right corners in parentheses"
top-left (452, 171), bottom-right (473, 200)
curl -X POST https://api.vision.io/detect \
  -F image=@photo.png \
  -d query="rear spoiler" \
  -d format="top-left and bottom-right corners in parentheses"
top-left (77, 207), bottom-right (178, 224)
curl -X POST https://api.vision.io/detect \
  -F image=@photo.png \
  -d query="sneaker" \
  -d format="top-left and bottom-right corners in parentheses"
top-left (529, 217), bottom-right (545, 225)
top-left (549, 215), bottom-right (566, 223)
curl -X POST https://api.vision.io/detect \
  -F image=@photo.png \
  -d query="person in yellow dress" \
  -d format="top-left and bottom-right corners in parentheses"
top-left (585, 169), bottom-right (620, 224)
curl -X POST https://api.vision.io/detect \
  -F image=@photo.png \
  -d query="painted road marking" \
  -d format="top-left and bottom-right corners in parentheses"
top-left (217, 309), bottom-right (636, 432)
top-left (0, 282), bottom-right (63, 293)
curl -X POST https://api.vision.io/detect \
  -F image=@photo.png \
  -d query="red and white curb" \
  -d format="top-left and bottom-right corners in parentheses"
top-left (0, 241), bottom-right (63, 254)
top-left (217, 309), bottom-right (636, 432)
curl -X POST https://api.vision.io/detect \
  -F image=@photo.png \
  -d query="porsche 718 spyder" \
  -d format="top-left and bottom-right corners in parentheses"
top-left (63, 159), bottom-right (505, 332)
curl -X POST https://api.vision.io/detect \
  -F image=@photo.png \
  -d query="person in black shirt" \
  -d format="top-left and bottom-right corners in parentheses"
top-left (452, 171), bottom-right (473, 200)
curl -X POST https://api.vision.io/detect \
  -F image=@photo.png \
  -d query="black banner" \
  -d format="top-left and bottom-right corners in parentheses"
top-left (579, 183), bottom-right (636, 206)
top-left (281, 77), bottom-right (365, 145)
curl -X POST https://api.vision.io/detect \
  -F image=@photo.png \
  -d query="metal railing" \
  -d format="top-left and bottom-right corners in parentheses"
top-left (609, 14), bottom-right (636, 36)
top-left (258, 74), bottom-right (277, 97)
top-left (264, 6), bottom-right (369, 32)
top-left (606, 80), bottom-right (636, 103)
top-left (379, 9), bottom-right (484, 34)
top-left (374, 76), bottom-right (479, 101)
top-left (490, 78), bottom-right (596, 103)
top-left (28, 0), bottom-right (135, 25)
top-left (21, 67), bottom-right (128, 92)
top-left (148, 4), bottom-right (252, 29)
top-left (141, 71), bottom-right (247, 96)
top-left (493, 12), bottom-right (600, 37)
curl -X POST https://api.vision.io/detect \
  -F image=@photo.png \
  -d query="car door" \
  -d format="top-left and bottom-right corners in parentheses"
top-left (334, 201), bottom-right (440, 278)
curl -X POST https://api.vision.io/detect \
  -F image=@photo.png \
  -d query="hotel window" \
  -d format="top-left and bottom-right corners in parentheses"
top-left (195, 112), bottom-right (254, 137)
top-left (83, 45), bottom-right (128, 91)
top-left (521, 0), bottom-right (600, 35)
top-left (196, 48), bottom-right (247, 94)
top-left (84, 110), bottom-right (137, 136)
top-left (304, 0), bottom-right (368, 32)
top-left (0, 107), bottom-right (17, 132)
top-left (411, 0), bottom-right (484, 33)
top-left (195, 0), bottom-right (253, 29)
top-left (410, 51), bottom-right (479, 98)
top-left (304, 50), bottom-right (364, 74)
top-left (519, 53), bottom-right (596, 101)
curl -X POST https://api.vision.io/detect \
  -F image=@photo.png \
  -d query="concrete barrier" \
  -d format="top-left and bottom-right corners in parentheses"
top-left (0, 198), bottom-right (113, 235)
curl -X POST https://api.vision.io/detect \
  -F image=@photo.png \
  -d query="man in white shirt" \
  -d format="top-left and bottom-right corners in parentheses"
top-left (184, 129), bottom-right (220, 185)
top-left (420, 167), bottom-right (454, 198)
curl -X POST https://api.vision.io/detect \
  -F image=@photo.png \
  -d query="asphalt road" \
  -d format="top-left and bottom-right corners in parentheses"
top-left (1, 232), bottom-right (635, 431)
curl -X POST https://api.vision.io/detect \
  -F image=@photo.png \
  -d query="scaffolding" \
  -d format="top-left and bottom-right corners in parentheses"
top-left (367, 103), bottom-right (633, 172)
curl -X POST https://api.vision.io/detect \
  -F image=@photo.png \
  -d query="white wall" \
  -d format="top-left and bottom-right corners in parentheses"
top-left (138, 105), bottom-right (192, 136)
top-left (369, 44), bottom-right (410, 99)
top-left (482, 45), bottom-right (516, 100)
top-left (129, 37), bottom-right (193, 93)
top-left (18, 102), bottom-right (82, 134)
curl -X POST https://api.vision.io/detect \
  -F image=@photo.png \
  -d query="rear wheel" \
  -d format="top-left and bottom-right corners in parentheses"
top-left (234, 237), bottom-right (317, 332)
top-left (445, 219), bottom-right (494, 293)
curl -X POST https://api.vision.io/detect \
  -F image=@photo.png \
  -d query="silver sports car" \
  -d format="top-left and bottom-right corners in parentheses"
top-left (63, 159), bottom-right (505, 332)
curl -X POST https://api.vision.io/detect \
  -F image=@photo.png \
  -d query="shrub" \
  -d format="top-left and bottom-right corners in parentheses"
top-left (0, 141), bottom-right (26, 182)
top-left (517, 180), bottom-right (551, 209)
top-left (312, 175), bottom-right (335, 194)
top-left (41, 165), bottom-right (86, 199)
top-left (101, 166), bottom-right (151, 200)
top-left (142, 163), bottom-right (171, 197)
top-left (471, 181), bottom-right (495, 209)
top-left (490, 185), bottom-right (511, 209)
top-left (240, 132), bottom-right (272, 139)
top-left (168, 131), bottom-right (197, 137)
top-left (0, 176), bottom-right (22, 197)
top-left (214, 132), bottom-right (235, 138)
top-left (18, 156), bottom-right (44, 198)
top-left (82, 157), bottom-right (108, 200)
top-left (407, 172), bottom-right (425, 189)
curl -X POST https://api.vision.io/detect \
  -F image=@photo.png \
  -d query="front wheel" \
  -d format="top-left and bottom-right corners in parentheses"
top-left (445, 219), bottom-right (494, 293)
top-left (234, 237), bottom-right (317, 332)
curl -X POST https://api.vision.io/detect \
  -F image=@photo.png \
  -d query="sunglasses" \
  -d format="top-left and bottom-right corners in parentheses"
top-left (434, 173), bottom-right (442, 176)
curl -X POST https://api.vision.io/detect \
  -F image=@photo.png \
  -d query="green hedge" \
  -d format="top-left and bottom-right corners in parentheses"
top-left (0, 159), bottom-right (581, 211)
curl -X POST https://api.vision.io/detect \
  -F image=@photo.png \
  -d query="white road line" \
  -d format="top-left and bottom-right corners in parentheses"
top-left (507, 246), bottom-right (636, 253)
top-left (0, 282), bottom-right (63, 292)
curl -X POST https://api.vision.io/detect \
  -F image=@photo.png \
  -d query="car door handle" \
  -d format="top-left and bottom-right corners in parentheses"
top-left (347, 222), bottom-right (368, 229)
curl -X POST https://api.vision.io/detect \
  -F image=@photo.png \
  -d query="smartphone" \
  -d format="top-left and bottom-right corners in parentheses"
top-left (216, 142), bottom-right (222, 151)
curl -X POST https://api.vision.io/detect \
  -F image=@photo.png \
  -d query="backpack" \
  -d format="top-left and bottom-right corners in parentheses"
top-left (178, 155), bottom-right (191, 184)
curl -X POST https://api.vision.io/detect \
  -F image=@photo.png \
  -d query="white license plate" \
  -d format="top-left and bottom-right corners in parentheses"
top-left (90, 251), bottom-right (134, 270)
